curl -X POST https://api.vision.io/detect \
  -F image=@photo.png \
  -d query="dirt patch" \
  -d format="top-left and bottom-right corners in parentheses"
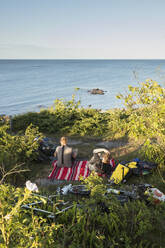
top-left (96, 140), bottom-right (128, 149)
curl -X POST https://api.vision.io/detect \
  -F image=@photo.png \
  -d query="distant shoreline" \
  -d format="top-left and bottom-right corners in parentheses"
top-left (1, 58), bottom-right (165, 61)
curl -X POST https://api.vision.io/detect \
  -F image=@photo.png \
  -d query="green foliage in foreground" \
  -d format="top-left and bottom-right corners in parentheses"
top-left (0, 174), bottom-right (165, 248)
top-left (0, 184), bottom-right (61, 248)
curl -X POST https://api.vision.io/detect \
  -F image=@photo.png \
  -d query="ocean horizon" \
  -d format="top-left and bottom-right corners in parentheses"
top-left (0, 59), bottom-right (165, 116)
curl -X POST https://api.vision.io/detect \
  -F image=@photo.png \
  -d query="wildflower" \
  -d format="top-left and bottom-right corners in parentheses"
top-left (4, 214), bottom-right (12, 220)
top-left (26, 180), bottom-right (39, 192)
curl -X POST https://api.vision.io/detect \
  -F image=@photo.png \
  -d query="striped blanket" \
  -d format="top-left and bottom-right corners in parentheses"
top-left (48, 160), bottom-right (90, 181)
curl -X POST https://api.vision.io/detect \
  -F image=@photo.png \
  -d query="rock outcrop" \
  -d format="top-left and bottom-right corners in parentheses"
top-left (88, 88), bottom-right (105, 95)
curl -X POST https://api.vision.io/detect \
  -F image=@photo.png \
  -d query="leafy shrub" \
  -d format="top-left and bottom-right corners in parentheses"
top-left (12, 95), bottom-right (110, 136)
top-left (106, 109), bottom-right (129, 139)
top-left (116, 79), bottom-right (165, 109)
top-left (71, 109), bottom-right (110, 136)
top-left (0, 124), bottom-right (41, 164)
top-left (117, 80), bottom-right (165, 167)
top-left (0, 124), bottom-right (42, 184)
top-left (0, 184), bottom-right (61, 247)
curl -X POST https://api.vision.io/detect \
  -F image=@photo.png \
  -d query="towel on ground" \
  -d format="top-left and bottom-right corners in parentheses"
top-left (48, 160), bottom-right (90, 181)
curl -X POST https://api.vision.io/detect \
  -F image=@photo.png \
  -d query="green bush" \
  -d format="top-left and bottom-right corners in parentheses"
top-left (0, 184), bottom-right (61, 247)
top-left (0, 124), bottom-right (41, 164)
top-left (0, 124), bottom-right (42, 184)
top-left (12, 95), bottom-right (110, 136)
top-left (117, 80), bottom-right (165, 167)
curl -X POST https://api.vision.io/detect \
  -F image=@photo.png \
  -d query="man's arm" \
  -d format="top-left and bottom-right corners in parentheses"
top-left (54, 146), bottom-right (59, 157)
top-left (72, 148), bottom-right (78, 159)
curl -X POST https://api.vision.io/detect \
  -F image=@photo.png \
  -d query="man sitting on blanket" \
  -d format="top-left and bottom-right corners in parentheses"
top-left (54, 136), bottom-right (77, 167)
top-left (88, 148), bottom-right (115, 177)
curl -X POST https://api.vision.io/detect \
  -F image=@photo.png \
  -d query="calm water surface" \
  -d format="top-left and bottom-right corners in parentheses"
top-left (0, 59), bottom-right (165, 115)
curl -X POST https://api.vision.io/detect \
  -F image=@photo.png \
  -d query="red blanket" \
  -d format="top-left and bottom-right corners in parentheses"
top-left (48, 160), bottom-right (90, 181)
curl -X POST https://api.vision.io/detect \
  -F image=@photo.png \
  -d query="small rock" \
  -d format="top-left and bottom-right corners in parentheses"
top-left (88, 88), bottom-right (105, 95)
top-left (37, 104), bottom-right (46, 108)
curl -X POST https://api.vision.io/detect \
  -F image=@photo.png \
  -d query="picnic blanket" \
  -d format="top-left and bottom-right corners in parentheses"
top-left (48, 160), bottom-right (90, 181)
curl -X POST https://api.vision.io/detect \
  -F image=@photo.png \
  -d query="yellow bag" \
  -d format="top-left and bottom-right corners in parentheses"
top-left (127, 162), bottom-right (137, 169)
top-left (110, 164), bottom-right (130, 184)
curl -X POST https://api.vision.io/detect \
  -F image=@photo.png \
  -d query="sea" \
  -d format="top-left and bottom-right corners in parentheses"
top-left (0, 59), bottom-right (165, 116)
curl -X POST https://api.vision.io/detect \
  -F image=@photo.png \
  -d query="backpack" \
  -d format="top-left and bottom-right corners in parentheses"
top-left (110, 162), bottom-right (137, 184)
top-left (88, 153), bottom-right (102, 173)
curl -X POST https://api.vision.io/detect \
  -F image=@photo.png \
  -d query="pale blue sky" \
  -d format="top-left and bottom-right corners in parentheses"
top-left (0, 0), bottom-right (165, 59)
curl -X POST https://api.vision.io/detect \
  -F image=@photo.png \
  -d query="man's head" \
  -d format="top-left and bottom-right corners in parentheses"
top-left (102, 152), bottom-right (111, 163)
top-left (60, 136), bottom-right (67, 146)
